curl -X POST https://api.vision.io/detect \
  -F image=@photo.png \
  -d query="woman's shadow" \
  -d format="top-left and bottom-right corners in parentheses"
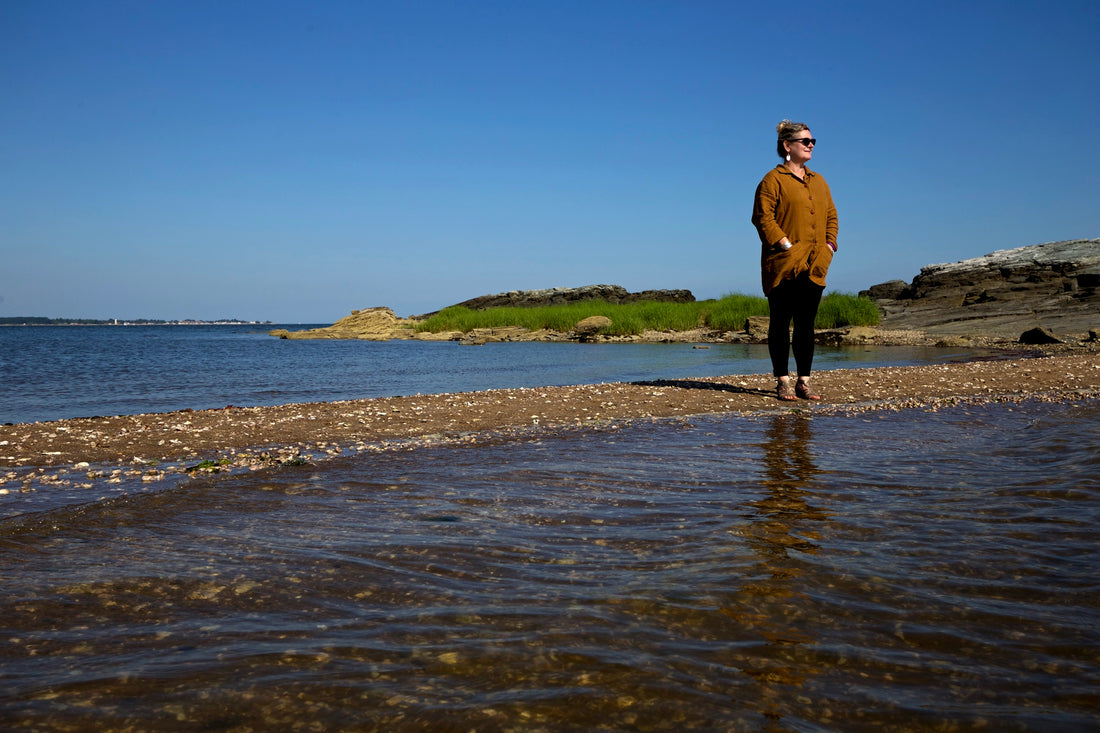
top-left (630, 378), bottom-right (774, 398)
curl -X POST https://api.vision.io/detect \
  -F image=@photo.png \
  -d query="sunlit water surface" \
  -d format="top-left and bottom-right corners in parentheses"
top-left (1, 324), bottom-right (1008, 424)
top-left (3, 400), bottom-right (1097, 730)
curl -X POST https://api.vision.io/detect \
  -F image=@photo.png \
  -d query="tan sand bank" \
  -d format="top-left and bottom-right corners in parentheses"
top-left (2, 354), bottom-right (1098, 490)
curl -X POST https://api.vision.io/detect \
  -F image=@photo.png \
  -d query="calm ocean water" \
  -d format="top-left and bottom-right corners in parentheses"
top-left (2, 326), bottom-right (1097, 730)
top-left (2, 324), bottom-right (1003, 425)
top-left (1, 401), bottom-right (1097, 730)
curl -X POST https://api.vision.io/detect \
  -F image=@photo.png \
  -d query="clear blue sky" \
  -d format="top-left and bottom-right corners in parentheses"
top-left (3, 0), bottom-right (1097, 322)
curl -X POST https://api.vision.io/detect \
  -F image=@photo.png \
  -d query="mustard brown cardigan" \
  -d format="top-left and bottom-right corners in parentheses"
top-left (751, 164), bottom-right (838, 296)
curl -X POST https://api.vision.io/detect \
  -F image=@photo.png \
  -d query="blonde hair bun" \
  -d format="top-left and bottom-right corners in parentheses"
top-left (776, 119), bottom-right (807, 137)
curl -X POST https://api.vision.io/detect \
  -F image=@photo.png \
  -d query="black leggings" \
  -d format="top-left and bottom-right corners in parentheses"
top-left (767, 275), bottom-right (824, 379)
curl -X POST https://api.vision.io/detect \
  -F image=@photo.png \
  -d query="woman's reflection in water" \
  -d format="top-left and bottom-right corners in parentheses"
top-left (722, 414), bottom-right (831, 723)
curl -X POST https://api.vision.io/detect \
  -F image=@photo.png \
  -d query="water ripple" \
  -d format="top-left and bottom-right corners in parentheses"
top-left (2, 401), bottom-right (1098, 730)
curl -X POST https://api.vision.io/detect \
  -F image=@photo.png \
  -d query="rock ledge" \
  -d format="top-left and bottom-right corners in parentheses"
top-left (861, 238), bottom-right (1099, 339)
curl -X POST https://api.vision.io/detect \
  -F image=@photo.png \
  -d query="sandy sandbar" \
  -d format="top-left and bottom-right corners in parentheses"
top-left (2, 353), bottom-right (1098, 492)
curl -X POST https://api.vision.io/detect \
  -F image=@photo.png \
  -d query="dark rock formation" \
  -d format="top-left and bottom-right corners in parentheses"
top-left (421, 284), bottom-right (695, 315)
top-left (861, 280), bottom-right (909, 300)
top-left (860, 239), bottom-right (1100, 338)
top-left (1019, 327), bottom-right (1063, 345)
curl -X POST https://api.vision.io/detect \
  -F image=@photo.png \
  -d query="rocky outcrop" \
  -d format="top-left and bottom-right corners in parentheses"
top-left (572, 315), bottom-right (613, 342)
top-left (272, 244), bottom-right (1100, 349)
top-left (458, 326), bottom-right (556, 345)
top-left (420, 284), bottom-right (694, 315)
top-left (267, 285), bottom-right (696, 343)
top-left (270, 307), bottom-right (414, 340)
top-left (861, 239), bottom-right (1100, 339)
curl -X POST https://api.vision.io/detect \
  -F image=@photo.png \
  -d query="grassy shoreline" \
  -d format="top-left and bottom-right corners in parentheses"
top-left (414, 293), bottom-right (880, 337)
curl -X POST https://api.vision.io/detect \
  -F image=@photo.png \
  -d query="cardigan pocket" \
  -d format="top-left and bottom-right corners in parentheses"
top-left (764, 244), bottom-right (800, 276)
top-left (807, 244), bottom-right (834, 282)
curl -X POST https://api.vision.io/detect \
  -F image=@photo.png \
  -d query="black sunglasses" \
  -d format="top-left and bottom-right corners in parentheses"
top-left (789, 138), bottom-right (816, 146)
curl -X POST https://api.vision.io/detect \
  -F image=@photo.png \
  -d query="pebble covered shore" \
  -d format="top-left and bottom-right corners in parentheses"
top-left (2, 353), bottom-right (1098, 496)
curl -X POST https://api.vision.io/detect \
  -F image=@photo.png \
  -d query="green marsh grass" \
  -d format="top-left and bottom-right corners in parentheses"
top-left (415, 292), bottom-right (879, 336)
top-left (815, 292), bottom-right (882, 329)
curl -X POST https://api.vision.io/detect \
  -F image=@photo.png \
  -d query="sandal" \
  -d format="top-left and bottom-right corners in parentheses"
top-left (776, 378), bottom-right (797, 401)
top-left (796, 380), bottom-right (821, 400)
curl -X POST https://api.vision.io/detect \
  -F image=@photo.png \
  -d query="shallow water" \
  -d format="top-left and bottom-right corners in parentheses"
top-left (2, 400), bottom-right (1097, 730)
top-left (0, 324), bottom-right (1003, 424)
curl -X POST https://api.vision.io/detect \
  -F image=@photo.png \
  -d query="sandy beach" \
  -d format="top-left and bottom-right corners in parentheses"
top-left (2, 352), bottom-right (1098, 491)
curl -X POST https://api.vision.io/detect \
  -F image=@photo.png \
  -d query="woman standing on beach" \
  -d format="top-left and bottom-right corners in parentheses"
top-left (751, 119), bottom-right (838, 401)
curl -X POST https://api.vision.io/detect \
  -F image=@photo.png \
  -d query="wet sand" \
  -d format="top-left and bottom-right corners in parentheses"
top-left (2, 353), bottom-right (1098, 489)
